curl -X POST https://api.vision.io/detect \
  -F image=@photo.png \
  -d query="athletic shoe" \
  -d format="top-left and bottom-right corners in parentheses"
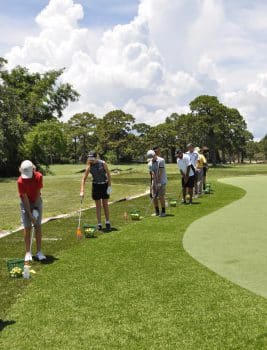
top-left (35, 251), bottom-right (46, 261)
top-left (105, 223), bottom-right (111, 231)
top-left (97, 224), bottom-right (103, 231)
top-left (24, 252), bottom-right (32, 262)
top-left (160, 212), bottom-right (166, 217)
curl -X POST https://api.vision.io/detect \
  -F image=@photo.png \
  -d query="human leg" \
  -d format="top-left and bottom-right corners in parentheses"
top-left (153, 197), bottom-right (160, 215)
top-left (159, 185), bottom-right (166, 216)
top-left (95, 200), bottom-right (102, 226)
top-left (198, 169), bottom-right (203, 194)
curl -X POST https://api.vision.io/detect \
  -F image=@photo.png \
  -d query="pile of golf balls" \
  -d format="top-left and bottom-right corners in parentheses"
top-left (10, 267), bottom-right (23, 278)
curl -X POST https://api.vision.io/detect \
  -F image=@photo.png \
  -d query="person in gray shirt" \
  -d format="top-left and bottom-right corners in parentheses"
top-left (147, 150), bottom-right (167, 217)
top-left (80, 151), bottom-right (112, 231)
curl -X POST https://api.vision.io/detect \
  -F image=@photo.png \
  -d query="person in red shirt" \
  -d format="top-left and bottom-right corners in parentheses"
top-left (17, 160), bottom-right (46, 262)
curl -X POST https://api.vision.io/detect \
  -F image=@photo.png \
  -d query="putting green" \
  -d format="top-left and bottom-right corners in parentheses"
top-left (183, 175), bottom-right (267, 298)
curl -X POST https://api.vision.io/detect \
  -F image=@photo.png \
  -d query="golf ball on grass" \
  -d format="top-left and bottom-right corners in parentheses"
top-left (10, 267), bottom-right (23, 278)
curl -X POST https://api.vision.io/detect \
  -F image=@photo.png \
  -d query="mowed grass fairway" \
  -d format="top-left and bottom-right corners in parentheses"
top-left (0, 164), bottom-right (148, 231)
top-left (1, 164), bottom-right (267, 349)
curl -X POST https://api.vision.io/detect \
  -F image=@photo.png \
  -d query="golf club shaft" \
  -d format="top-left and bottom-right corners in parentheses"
top-left (30, 225), bottom-right (34, 254)
top-left (78, 198), bottom-right (83, 228)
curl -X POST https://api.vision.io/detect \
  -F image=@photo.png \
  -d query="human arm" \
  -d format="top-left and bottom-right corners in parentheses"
top-left (103, 162), bottom-right (111, 186)
top-left (80, 164), bottom-right (91, 197)
top-left (21, 193), bottom-right (37, 225)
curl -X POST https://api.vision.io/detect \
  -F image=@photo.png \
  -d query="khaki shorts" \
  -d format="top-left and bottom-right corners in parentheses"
top-left (20, 197), bottom-right (42, 228)
top-left (151, 184), bottom-right (166, 198)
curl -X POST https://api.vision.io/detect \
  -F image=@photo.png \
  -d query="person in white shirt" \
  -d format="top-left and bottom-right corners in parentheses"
top-left (176, 148), bottom-right (195, 204)
top-left (186, 143), bottom-right (199, 197)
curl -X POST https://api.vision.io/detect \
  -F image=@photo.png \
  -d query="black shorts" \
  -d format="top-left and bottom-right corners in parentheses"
top-left (182, 175), bottom-right (195, 188)
top-left (92, 183), bottom-right (109, 200)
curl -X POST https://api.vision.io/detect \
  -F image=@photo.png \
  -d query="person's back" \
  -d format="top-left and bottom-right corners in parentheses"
top-left (89, 160), bottom-right (108, 184)
top-left (197, 154), bottom-right (206, 169)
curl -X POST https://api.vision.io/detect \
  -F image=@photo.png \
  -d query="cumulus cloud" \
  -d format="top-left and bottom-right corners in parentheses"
top-left (4, 0), bottom-right (267, 138)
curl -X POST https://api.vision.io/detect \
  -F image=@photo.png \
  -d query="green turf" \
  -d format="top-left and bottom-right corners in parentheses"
top-left (2, 168), bottom-right (267, 349)
top-left (0, 164), bottom-right (148, 231)
top-left (184, 175), bottom-right (267, 299)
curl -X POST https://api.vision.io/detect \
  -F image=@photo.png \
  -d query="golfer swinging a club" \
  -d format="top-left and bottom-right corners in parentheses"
top-left (17, 160), bottom-right (46, 262)
top-left (80, 151), bottom-right (112, 231)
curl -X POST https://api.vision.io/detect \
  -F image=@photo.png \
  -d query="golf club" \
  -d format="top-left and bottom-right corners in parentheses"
top-left (76, 198), bottom-right (83, 239)
top-left (144, 179), bottom-right (158, 217)
top-left (30, 208), bottom-right (39, 254)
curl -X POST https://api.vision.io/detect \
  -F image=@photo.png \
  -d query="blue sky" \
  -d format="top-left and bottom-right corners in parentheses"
top-left (1, 0), bottom-right (267, 139)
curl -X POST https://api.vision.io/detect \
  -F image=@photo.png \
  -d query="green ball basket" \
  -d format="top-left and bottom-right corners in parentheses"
top-left (83, 224), bottom-right (97, 238)
top-left (130, 210), bottom-right (141, 221)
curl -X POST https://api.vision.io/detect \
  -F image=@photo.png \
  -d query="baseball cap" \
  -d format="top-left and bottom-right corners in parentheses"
top-left (146, 150), bottom-right (155, 160)
top-left (87, 151), bottom-right (97, 160)
top-left (187, 143), bottom-right (193, 148)
top-left (20, 160), bottom-right (34, 179)
top-left (175, 148), bottom-right (183, 156)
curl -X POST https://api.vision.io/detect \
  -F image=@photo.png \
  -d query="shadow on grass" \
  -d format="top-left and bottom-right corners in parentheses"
top-left (0, 319), bottom-right (16, 331)
top-left (102, 227), bottom-right (119, 234)
top-left (35, 255), bottom-right (59, 265)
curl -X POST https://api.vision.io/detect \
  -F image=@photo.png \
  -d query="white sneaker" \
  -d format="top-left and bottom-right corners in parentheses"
top-left (35, 251), bottom-right (46, 261)
top-left (160, 212), bottom-right (166, 217)
top-left (24, 252), bottom-right (32, 262)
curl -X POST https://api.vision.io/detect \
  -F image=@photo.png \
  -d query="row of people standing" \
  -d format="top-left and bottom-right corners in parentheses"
top-left (146, 144), bottom-right (208, 215)
top-left (17, 145), bottom-right (207, 262)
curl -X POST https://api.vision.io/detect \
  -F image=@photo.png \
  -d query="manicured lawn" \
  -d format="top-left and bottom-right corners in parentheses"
top-left (0, 163), bottom-right (148, 231)
top-left (2, 163), bottom-right (267, 231)
top-left (1, 164), bottom-right (267, 349)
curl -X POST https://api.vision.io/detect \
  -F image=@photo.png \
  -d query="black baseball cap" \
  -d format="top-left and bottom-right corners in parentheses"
top-left (175, 148), bottom-right (183, 155)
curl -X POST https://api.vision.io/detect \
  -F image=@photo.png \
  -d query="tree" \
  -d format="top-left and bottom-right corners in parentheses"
top-left (96, 110), bottom-right (135, 163)
top-left (189, 95), bottom-right (252, 164)
top-left (67, 113), bottom-right (98, 163)
top-left (0, 58), bottom-right (79, 175)
top-left (245, 141), bottom-right (260, 163)
top-left (0, 65), bottom-right (79, 126)
top-left (21, 120), bottom-right (67, 165)
top-left (259, 135), bottom-right (267, 161)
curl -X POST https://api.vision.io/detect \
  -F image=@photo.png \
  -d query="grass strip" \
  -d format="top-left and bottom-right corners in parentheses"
top-left (2, 177), bottom-right (267, 349)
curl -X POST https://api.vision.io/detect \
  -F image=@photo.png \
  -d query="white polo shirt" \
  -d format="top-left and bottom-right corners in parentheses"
top-left (177, 154), bottom-right (194, 177)
top-left (186, 151), bottom-right (199, 168)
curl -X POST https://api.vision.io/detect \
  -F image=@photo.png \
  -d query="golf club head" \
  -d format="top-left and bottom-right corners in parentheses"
top-left (32, 209), bottom-right (39, 220)
top-left (76, 228), bottom-right (83, 239)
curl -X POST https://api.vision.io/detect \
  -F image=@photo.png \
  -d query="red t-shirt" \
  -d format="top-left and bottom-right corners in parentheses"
top-left (17, 171), bottom-right (43, 203)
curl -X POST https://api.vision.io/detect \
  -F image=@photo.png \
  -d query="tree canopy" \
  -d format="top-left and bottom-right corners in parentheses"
top-left (0, 58), bottom-right (258, 175)
top-left (0, 58), bottom-right (79, 175)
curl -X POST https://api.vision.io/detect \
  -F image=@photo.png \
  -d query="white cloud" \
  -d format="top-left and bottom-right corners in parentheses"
top-left (3, 0), bottom-right (267, 138)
